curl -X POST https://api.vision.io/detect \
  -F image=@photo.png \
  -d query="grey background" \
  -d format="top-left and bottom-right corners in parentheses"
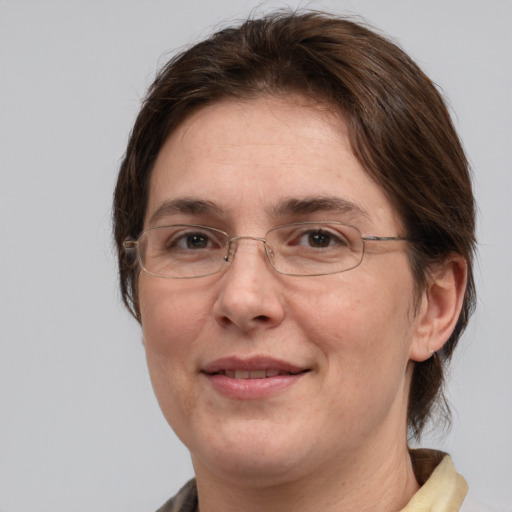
top-left (1, 1), bottom-right (510, 511)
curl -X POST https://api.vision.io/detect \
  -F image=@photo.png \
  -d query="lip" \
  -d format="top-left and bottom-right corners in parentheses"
top-left (201, 356), bottom-right (310, 399)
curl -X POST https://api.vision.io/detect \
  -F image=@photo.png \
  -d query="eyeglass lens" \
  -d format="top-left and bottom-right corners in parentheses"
top-left (135, 223), bottom-right (364, 278)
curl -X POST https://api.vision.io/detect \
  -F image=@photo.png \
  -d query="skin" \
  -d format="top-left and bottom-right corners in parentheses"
top-left (138, 96), bottom-right (466, 512)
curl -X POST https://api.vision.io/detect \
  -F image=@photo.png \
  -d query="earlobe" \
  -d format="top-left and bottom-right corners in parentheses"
top-left (409, 255), bottom-right (467, 362)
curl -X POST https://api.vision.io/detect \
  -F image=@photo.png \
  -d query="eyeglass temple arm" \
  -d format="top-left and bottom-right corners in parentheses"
top-left (362, 236), bottom-right (407, 242)
top-left (123, 240), bottom-right (138, 249)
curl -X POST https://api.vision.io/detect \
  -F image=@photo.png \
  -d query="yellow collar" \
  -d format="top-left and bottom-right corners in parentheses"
top-left (401, 452), bottom-right (468, 511)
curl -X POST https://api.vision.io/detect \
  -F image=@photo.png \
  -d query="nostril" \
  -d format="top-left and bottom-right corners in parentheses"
top-left (218, 313), bottom-right (271, 328)
top-left (254, 315), bottom-right (271, 322)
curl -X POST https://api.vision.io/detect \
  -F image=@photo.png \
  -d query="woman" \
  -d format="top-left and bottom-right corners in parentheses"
top-left (114, 11), bottom-right (475, 512)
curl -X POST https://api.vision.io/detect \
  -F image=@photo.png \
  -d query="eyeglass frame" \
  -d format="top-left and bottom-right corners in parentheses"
top-left (123, 221), bottom-right (408, 279)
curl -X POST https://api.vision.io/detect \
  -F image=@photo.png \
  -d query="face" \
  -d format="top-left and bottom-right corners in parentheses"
top-left (139, 96), bottom-right (421, 485)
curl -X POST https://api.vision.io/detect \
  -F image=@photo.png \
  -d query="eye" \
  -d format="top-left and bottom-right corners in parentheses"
top-left (178, 232), bottom-right (211, 249)
top-left (296, 228), bottom-right (350, 249)
top-left (304, 231), bottom-right (334, 248)
top-left (171, 231), bottom-right (218, 250)
top-left (149, 226), bottom-right (225, 254)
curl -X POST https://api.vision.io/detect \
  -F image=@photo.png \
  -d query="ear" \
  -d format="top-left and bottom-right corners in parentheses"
top-left (409, 255), bottom-right (468, 362)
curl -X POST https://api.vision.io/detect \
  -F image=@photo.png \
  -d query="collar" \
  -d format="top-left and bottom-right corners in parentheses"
top-left (401, 449), bottom-right (468, 512)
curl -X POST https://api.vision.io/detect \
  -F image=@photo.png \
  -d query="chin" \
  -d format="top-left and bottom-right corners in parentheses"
top-left (186, 417), bottom-right (319, 484)
top-left (193, 445), bottom-right (313, 487)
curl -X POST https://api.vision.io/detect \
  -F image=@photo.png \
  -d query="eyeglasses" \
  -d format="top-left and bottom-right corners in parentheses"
top-left (123, 222), bottom-right (407, 279)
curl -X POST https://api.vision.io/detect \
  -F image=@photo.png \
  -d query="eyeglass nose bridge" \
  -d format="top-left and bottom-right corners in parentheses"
top-left (223, 235), bottom-right (271, 264)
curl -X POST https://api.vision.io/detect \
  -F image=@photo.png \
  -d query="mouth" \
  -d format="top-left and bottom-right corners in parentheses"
top-left (201, 357), bottom-right (310, 398)
top-left (202, 357), bottom-right (309, 378)
top-left (208, 368), bottom-right (308, 379)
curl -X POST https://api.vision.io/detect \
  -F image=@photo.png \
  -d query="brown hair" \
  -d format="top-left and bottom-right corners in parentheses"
top-left (113, 11), bottom-right (476, 439)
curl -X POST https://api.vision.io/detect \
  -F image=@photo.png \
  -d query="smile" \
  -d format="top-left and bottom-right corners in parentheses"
top-left (202, 357), bottom-right (310, 398)
top-left (212, 369), bottom-right (304, 379)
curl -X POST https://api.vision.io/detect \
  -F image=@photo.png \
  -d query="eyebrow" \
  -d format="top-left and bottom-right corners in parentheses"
top-left (271, 196), bottom-right (370, 220)
top-left (148, 195), bottom-right (370, 226)
top-left (148, 198), bottom-right (223, 226)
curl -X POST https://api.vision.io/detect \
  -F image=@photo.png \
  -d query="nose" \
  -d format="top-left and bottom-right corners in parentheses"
top-left (213, 237), bottom-right (285, 333)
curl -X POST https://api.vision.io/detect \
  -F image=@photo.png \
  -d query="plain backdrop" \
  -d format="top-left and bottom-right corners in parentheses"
top-left (1, 1), bottom-right (511, 511)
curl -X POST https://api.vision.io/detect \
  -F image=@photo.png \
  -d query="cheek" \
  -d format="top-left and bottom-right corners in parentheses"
top-left (139, 276), bottom-right (213, 438)
top-left (282, 277), bottom-right (415, 442)
top-left (292, 265), bottom-right (416, 372)
top-left (139, 277), bottom-right (210, 350)
top-left (138, 278), bottom-right (212, 409)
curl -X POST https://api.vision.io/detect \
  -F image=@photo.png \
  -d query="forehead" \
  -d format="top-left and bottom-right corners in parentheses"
top-left (146, 96), bottom-right (401, 233)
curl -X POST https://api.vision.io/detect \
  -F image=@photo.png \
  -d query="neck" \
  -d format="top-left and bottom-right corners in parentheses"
top-left (193, 435), bottom-right (419, 512)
